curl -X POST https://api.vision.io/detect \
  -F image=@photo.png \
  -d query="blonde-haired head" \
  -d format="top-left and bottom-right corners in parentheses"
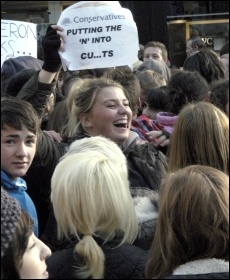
top-left (51, 136), bottom-right (138, 278)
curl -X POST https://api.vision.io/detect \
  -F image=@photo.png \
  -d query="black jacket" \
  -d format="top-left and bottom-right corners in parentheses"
top-left (46, 238), bottom-right (149, 279)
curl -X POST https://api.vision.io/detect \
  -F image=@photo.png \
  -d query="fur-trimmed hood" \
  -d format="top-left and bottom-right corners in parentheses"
top-left (130, 187), bottom-right (159, 246)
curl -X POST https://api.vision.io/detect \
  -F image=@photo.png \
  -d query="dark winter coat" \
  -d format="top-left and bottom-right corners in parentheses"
top-left (15, 70), bottom-right (56, 119)
top-left (123, 135), bottom-right (168, 192)
top-left (46, 237), bottom-right (149, 279)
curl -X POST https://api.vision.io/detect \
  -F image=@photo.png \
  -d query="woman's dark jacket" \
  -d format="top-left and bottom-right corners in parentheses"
top-left (46, 237), bottom-right (149, 279)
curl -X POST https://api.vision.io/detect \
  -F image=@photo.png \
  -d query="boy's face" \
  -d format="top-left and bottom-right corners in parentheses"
top-left (1, 125), bottom-right (37, 181)
top-left (143, 47), bottom-right (165, 62)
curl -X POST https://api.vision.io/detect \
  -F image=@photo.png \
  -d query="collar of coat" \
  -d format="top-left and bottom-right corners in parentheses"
top-left (172, 258), bottom-right (229, 275)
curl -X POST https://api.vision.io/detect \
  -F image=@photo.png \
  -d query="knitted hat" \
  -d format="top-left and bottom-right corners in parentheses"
top-left (1, 187), bottom-right (21, 257)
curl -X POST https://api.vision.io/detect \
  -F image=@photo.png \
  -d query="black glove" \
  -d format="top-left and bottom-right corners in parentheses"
top-left (42, 25), bottom-right (62, 73)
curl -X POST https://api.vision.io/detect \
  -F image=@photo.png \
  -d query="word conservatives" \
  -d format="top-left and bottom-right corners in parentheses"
top-left (74, 13), bottom-right (125, 24)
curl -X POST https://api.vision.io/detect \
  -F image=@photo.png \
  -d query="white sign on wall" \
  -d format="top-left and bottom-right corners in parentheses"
top-left (57, 1), bottom-right (139, 70)
top-left (1, 20), bottom-right (37, 67)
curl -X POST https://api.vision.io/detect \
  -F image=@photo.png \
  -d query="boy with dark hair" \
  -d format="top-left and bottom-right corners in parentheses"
top-left (143, 41), bottom-right (168, 64)
top-left (1, 97), bottom-right (40, 236)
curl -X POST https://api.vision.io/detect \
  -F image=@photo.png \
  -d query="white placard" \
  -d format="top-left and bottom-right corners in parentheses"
top-left (57, 1), bottom-right (139, 70)
top-left (1, 20), bottom-right (37, 67)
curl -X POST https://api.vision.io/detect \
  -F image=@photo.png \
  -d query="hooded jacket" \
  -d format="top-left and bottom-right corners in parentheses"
top-left (1, 170), bottom-right (39, 236)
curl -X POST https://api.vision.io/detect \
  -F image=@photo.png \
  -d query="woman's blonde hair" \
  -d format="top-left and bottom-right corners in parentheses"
top-left (61, 77), bottom-right (84, 138)
top-left (146, 165), bottom-right (229, 279)
top-left (51, 136), bottom-right (138, 279)
top-left (167, 101), bottom-right (229, 174)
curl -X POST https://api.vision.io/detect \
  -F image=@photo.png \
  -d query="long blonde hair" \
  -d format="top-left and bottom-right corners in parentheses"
top-left (51, 136), bottom-right (138, 279)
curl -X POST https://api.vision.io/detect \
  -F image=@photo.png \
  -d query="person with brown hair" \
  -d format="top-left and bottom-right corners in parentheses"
top-left (145, 165), bottom-right (229, 279)
top-left (166, 70), bottom-right (209, 115)
top-left (135, 69), bottom-right (167, 105)
top-left (183, 48), bottom-right (225, 86)
top-left (167, 102), bottom-right (229, 175)
top-left (143, 41), bottom-right (168, 64)
top-left (1, 97), bottom-right (40, 237)
top-left (142, 86), bottom-right (169, 121)
top-left (136, 59), bottom-right (171, 84)
top-left (131, 86), bottom-right (171, 154)
top-left (1, 187), bottom-right (51, 279)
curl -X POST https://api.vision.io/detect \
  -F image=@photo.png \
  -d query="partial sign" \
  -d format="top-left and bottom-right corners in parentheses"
top-left (1, 20), bottom-right (37, 67)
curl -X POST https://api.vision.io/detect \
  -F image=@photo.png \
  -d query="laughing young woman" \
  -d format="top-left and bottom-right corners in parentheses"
top-left (42, 77), bottom-right (168, 251)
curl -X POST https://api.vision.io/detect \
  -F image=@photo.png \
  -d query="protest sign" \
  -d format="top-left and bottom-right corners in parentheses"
top-left (57, 1), bottom-right (139, 70)
top-left (1, 20), bottom-right (37, 67)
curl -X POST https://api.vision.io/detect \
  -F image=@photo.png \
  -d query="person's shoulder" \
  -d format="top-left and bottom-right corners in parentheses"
top-left (46, 246), bottom-right (79, 279)
top-left (124, 141), bottom-right (168, 171)
top-left (132, 141), bottom-right (166, 157)
top-left (103, 242), bottom-right (148, 279)
top-left (104, 241), bottom-right (149, 256)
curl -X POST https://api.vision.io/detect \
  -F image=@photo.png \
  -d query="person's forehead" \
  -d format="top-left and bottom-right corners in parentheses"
top-left (96, 86), bottom-right (127, 99)
top-left (1, 127), bottom-right (36, 139)
top-left (144, 46), bottom-right (162, 55)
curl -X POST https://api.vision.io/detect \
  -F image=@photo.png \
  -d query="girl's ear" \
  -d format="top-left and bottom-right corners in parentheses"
top-left (80, 113), bottom-right (93, 129)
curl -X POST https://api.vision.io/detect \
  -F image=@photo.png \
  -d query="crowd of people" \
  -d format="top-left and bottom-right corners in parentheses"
top-left (1, 20), bottom-right (229, 279)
